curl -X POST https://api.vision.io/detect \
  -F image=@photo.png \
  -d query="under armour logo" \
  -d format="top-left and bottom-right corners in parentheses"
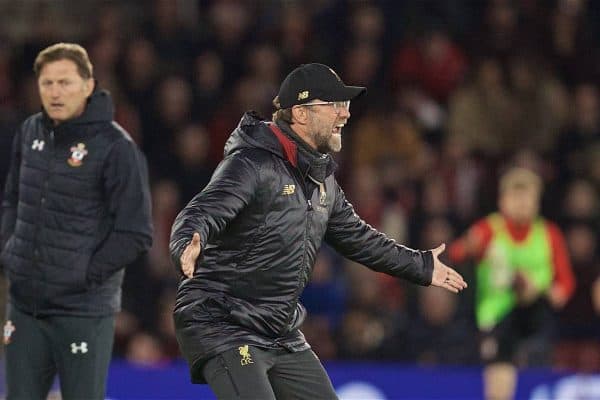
top-left (70, 342), bottom-right (88, 354)
top-left (31, 139), bottom-right (45, 151)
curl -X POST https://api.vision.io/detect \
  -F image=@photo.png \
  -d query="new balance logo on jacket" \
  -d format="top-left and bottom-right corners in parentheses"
top-left (282, 184), bottom-right (295, 195)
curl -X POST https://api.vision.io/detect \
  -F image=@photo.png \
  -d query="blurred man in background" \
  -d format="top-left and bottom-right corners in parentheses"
top-left (0, 43), bottom-right (153, 400)
top-left (450, 167), bottom-right (575, 400)
top-left (170, 63), bottom-right (467, 399)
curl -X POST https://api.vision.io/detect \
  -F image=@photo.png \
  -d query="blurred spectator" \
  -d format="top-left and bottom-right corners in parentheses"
top-left (587, 143), bottom-right (600, 189)
top-left (92, 2), bottom-right (127, 40)
top-left (470, 0), bottom-right (520, 60)
top-left (171, 123), bottom-right (212, 205)
top-left (507, 52), bottom-right (569, 154)
top-left (547, 0), bottom-right (600, 85)
top-left (119, 38), bottom-right (159, 111)
top-left (406, 286), bottom-right (476, 365)
top-left (119, 37), bottom-right (160, 150)
top-left (88, 35), bottom-right (121, 94)
top-left (205, 74), bottom-right (274, 166)
top-left (447, 57), bottom-right (514, 158)
top-left (338, 260), bottom-right (409, 360)
top-left (561, 179), bottom-right (599, 222)
top-left (342, 42), bottom-right (383, 99)
top-left (396, 84), bottom-right (447, 144)
top-left (192, 50), bottom-right (225, 122)
top-left (204, 0), bottom-right (251, 89)
top-left (148, 179), bottom-right (181, 279)
top-left (0, 44), bottom-right (17, 195)
top-left (351, 109), bottom-right (427, 181)
top-left (449, 167), bottom-right (575, 400)
top-left (436, 135), bottom-right (484, 224)
top-left (277, 3), bottom-right (315, 70)
top-left (390, 25), bottom-right (467, 103)
top-left (554, 222), bottom-right (600, 372)
top-left (556, 83), bottom-right (600, 182)
top-left (143, 0), bottom-right (197, 69)
top-left (300, 250), bottom-right (347, 330)
top-left (300, 250), bottom-right (347, 360)
top-left (348, 3), bottom-right (385, 45)
top-left (146, 74), bottom-right (193, 175)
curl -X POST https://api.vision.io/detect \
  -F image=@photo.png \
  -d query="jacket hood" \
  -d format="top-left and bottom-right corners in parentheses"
top-left (224, 111), bottom-right (284, 158)
top-left (43, 87), bottom-right (114, 128)
top-left (223, 111), bottom-right (337, 179)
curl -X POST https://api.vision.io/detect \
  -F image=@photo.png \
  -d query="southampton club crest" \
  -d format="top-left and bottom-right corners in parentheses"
top-left (68, 143), bottom-right (88, 167)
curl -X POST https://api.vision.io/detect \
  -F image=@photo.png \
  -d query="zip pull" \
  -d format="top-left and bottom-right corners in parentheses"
top-left (308, 175), bottom-right (327, 206)
top-left (307, 200), bottom-right (313, 210)
top-left (319, 185), bottom-right (326, 206)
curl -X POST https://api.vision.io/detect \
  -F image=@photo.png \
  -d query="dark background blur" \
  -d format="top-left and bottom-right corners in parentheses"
top-left (0, 0), bottom-right (599, 372)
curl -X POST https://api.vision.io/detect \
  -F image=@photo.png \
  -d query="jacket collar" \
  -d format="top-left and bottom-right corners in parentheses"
top-left (274, 120), bottom-right (335, 183)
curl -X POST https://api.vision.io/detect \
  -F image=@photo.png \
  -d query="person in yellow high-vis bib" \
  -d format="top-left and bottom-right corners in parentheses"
top-left (449, 167), bottom-right (575, 400)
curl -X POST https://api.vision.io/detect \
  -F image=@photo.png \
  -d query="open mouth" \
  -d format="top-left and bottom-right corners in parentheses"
top-left (333, 123), bottom-right (345, 134)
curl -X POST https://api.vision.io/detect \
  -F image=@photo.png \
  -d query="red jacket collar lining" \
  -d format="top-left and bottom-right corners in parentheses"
top-left (268, 123), bottom-right (298, 168)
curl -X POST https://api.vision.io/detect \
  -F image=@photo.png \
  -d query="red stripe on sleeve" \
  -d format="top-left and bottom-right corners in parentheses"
top-left (449, 218), bottom-right (493, 263)
top-left (546, 221), bottom-right (576, 300)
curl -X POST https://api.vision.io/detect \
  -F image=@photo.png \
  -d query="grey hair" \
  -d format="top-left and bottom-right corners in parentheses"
top-left (272, 96), bottom-right (293, 123)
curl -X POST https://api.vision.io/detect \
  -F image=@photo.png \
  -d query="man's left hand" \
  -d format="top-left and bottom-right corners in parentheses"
top-left (430, 243), bottom-right (468, 293)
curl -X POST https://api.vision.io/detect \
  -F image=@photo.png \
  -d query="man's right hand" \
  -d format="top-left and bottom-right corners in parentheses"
top-left (180, 232), bottom-right (201, 278)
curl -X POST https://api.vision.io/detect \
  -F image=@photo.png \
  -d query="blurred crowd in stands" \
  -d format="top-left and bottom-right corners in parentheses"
top-left (0, 0), bottom-right (599, 372)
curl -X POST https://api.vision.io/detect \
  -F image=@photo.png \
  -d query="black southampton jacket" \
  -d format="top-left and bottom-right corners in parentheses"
top-left (170, 112), bottom-right (433, 381)
top-left (0, 89), bottom-right (153, 317)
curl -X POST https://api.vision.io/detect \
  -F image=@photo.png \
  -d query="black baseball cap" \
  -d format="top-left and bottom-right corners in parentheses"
top-left (276, 63), bottom-right (366, 109)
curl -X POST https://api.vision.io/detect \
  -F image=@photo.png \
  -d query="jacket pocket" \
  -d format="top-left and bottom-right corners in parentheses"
top-left (174, 296), bottom-right (231, 328)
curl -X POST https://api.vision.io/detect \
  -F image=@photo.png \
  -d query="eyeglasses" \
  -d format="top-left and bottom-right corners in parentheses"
top-left (300, 101), bottom-right (350, 111)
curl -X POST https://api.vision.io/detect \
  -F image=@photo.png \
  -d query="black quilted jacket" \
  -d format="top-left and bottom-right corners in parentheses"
top-left (169, 111), bottom-right (433, 381)
top-left (0, 89), bottom-right (153, 317)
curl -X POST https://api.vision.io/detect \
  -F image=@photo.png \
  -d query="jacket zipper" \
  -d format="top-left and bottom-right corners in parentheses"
top-left (280, 189), bottom-right (313, 335)
top-left (279, 161), bottom-right (323, 335)
top-left (32, 129), bottom-right (54, 315)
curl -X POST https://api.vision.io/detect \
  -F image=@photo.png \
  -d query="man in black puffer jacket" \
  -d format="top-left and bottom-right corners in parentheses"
top-left (170, 63), bottom-right (467, 399)
top-left (0, 43), bottom-right (152, 400)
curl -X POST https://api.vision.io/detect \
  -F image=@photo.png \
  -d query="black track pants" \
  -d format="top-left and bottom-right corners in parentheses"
top-left (4, 304), bottom-right (115, 400)
top-left (203, 346), bottom-right (338, 399)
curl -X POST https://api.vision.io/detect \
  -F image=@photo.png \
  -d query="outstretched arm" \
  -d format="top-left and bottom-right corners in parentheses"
top-left (325, 183), bottom-right (466, 292)
top-left (169, 153), bottom-right (259, 277)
